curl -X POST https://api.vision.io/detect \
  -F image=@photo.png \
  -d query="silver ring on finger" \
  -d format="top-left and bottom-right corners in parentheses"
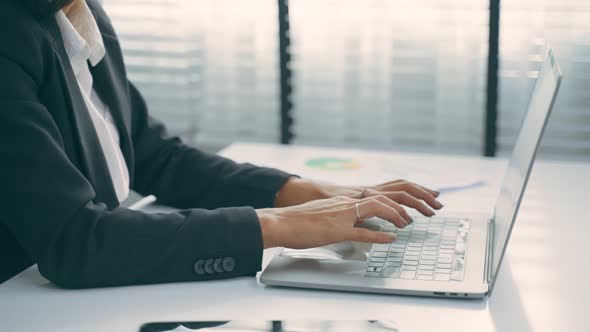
top-left (354, 202), bottom-right (362, 223)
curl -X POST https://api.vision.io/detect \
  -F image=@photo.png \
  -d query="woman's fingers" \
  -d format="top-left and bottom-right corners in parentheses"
top-left (373, 181), bottom-right (441, 207)
top-left (361, 188), bottom-right (436, 217)
top-left (402, 183), bottom-right (443, 210)
top-left (386, 182), bottom-right (442, 210)
top-left (355, 198), bottom-right (409, 228)
top-left (364, 195), bottom-right (413, 224)
top-left (420, 185), bottom-right (440, 197)
top-left (346, 228), bottom-right (397, 244)
top-left (385, 192), bottom-right (435, 217)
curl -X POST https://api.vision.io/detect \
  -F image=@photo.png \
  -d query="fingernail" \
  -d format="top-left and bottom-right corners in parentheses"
top-left (409, 216), bottom-right (414, 224)
top-left (387, 233), bottom-right (397, 242)
top-left (436, 201), bottom-right (444, 209)
top-left (434, 191), bottom-right (440, 197)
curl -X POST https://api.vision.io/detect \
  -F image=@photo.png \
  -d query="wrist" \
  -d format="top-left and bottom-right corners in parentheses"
top-left (274, 177), bottom-right (326, 207)
top-left (256, 209), bottom-right (281, 249)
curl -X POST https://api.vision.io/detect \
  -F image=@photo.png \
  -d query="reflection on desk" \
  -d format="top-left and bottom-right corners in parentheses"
top-left (139, 320), bottom-right (399, 332)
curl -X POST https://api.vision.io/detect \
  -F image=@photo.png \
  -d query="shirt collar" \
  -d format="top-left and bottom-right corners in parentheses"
top-left (55, 1), bottom-right (106, 76)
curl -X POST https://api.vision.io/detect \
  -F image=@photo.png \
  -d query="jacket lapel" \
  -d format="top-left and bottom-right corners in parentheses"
top-left (41, 17), bottom-right (119, 209)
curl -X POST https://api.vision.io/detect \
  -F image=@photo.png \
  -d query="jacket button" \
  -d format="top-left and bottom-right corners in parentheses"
top-left (222, 257), bottom-right (236, 272)
top-left (204, 258), bottom-right (215, 274)
top-left (194, 259), bottom-right (205, 275)
top-left (213, 258), bottom-right (224, 273)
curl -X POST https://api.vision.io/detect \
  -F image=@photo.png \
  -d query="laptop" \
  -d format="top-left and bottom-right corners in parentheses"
top-left (260, 48), bottom-right (562, 298)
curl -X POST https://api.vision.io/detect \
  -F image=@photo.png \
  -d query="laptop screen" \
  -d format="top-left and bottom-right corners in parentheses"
top-left (489, 49), bottom-right (562, 290)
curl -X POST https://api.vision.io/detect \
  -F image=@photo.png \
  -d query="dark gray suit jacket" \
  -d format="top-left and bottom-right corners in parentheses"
top-left (0, 0), bottom-right (291, 288)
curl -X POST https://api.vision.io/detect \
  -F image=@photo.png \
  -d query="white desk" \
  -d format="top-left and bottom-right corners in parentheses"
top-left (1, 143), bottom-right (589, 332)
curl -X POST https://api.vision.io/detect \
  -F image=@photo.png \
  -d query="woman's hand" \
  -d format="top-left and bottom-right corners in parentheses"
top-left (274, 177), bottom-right (443, 217)
top-left (265, 177), bottom-right (444, 249)
top-left (258, 195), bottom-right (410, 249)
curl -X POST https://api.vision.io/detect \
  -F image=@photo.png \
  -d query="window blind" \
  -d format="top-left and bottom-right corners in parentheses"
top-left (498, 0), bottom-right (590, 161)
top-left (102, 0), bottom-right (280, 150)
top-left (103, 0), bottom-right (590, 160)
top-left (289, 0), bottom-right (489, 155)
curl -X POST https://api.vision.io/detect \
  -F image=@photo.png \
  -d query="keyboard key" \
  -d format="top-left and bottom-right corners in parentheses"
top-left (455, 245), bottom-right (466, 256)
top-left (383, 267), bottom-right (401, 278)
top-left (420, 260), bottom-right (436, 265)
top-left (438, 258), bottom-right (453, 264)
top-left (404, 256), bottom-right (419, 262)
top-left (402, 265), bottom-right (417, 271)
top-left (422, 255), bottom-right (437, 260)
top-left (435, 268), bottom-right (451, 274)
top-left (385, 261), bottom-right (401, 267)
top-left (419, 265), bottom-right (435, 271)
top-left (440, 244), bottom-right (455, 250)
top-left (435, 273), bottom-right (451, 281)
top-left (374, 267), bottom-right (383, 273)
top-left (365, 272), bottom-right (381, 277)
top-left (370, 258), bottom-right (386, 263)
top-left (367, 266), bottom-right (376, 272)
top-left (387, 257), bottom-right (403, 262)
top-left (389, 252), bottom-right (404, 257)
top-left (372, 252), bottom-right (387, 258)
top-left (400, 271), bottom-right (416, 279)
top-left (403, 261), bottom-right (419, 266)
top-left (437, 263), bottom-right (452, 269)
top-left (416, 274), bottom-right (433, 280)
top-left (368, 262), bottom-right (384, 268)
top-left (373, 243), bottom-right (391, 252)
top-left (439, 253), bottom-right (453, 259)
top-left (417, 270), bottom-right (434, 276)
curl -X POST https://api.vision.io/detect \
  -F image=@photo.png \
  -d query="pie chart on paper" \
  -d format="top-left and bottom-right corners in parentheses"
top-left (304, 157), bottom-right (362, 171)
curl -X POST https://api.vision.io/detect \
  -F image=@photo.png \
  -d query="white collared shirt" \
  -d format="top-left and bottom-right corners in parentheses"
top-left (55, 1), bottom-right (130, 203)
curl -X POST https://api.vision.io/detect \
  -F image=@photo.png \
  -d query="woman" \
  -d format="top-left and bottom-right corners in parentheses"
top-left (0, 0), bottom-right (442, 288)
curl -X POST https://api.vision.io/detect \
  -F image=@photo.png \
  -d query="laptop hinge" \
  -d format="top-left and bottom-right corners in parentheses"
top-left (483, 218), bottom-right (495, 287)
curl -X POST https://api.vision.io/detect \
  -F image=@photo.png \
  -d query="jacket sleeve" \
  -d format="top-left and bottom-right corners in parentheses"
top-left (0, 55), bottom-right (266, 288)
top-left (128, 81), bottom-right (293, 210)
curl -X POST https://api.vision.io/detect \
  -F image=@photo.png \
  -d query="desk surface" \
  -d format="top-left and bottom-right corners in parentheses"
top-left (1, 143), bottom-right (589, 332)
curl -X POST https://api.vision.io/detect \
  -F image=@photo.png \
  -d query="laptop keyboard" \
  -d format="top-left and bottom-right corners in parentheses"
top-left (365, 217), bottom-right (470, 281)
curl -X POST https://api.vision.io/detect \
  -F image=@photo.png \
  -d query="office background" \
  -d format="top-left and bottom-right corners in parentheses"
top-left (102, 0), bottom-right (590, 161)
